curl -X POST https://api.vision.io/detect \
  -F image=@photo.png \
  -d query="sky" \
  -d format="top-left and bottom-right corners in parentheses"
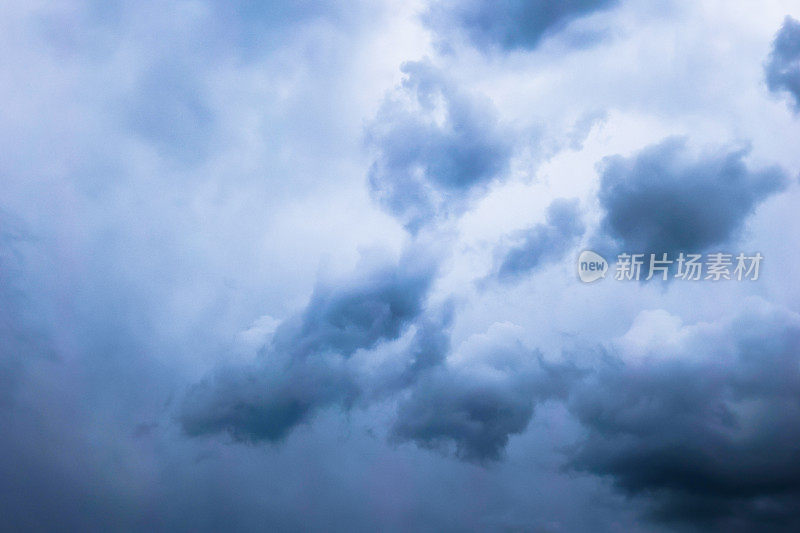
top-left (2, 1), bottom-right (800, 531)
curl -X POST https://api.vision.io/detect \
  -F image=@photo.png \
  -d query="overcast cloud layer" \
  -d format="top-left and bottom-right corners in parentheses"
top-left (2, 1), bottom-right (800, 532)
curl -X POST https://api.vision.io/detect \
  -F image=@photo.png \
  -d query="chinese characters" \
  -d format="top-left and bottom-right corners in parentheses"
top-left (613, 252), bottom-right (762, 281)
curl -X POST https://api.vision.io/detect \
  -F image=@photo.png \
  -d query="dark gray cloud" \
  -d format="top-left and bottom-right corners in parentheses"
top-left (392, 368), bottom-right (535, 462)
top-left (766, 16), bottom-right (800, 112)
top-left (276, 253), bottom-right (437, 360)
top-left (379, 301), bottom-right (455, 394)
top-left (496, 198), bottom-right (585, 281)
top-left (567, 304), bottom-right (800, 530)
top-left (181, 354), bottom-right (357, 442)
top-left (366, 60), bottom-right (512, 231)
top-left (4, 1), bottom-right (800, 531)
top-left (392, 326), bottom-right (580, 462)
top-left (597, 137), bottom-right (787, 255)
top-left (425, 0), bottom-right (617, 52)
top-left (180, 250), bottom-right (437, 442)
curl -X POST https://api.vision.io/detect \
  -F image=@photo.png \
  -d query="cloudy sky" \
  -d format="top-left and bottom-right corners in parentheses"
top-left (2, 1), bottom-right (800, 531)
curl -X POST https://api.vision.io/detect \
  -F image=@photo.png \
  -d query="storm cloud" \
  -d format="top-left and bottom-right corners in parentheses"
top-left (392, 324), bottom-right (580, 462)
top-left (597, 137), bottom-right (787, 255)
top-left (425, 0), bottom-right (618, 52)
top-left (180, 250), bottom-right (437, 442)
top-left (766, 16), bottom-right (800, 112)
top-left (2, 1), bottom-right (800, 531)
top-left (567, 303), bottom-right (800, 530)
top-left (366, 60), bottom-right (512, 231)
top-left (495, 198), bottom-right (585, 281)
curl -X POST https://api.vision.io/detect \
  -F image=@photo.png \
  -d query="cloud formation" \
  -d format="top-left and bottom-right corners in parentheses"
top-left (392, 323), bottom-right (579, 462)
top-left (496, 198), bottom-right (585, 281)
top-left (425, 0), bottom-right (617, 51)
top-left (766, 16), bottom-right (800, 112)
top-left (567, 302), bottom-right (800, 529)
top-left (366, 60), bottom-right (512, 231)
top-left (180, 250), bottom-right (437, 442)
top-left (2, 1), bottom-right (800, 531)
top-left (597, 137), bottom-right (787, 255)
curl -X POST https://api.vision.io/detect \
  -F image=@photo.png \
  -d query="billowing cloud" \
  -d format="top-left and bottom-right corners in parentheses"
top-left (3, 1), bottom-right (800, 531)
top-left (180, 249), bottom-right (437, 442)
top-left (366, 59), bottom-right (512, 232)
top-left (597, 137), bottom-right (787, 255)
top-left (392, 323), bottom-right (579, 462)
top-left (766, 16), bottom-right (800, 112)
top-left (567, 302), bottom-right (800, 529)
top-left (495, 198), bottom-right (585, 281)
top-left (424, 0), bottom-right (618, 52)
top-left (375, 301), bottom-right (455, 393)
